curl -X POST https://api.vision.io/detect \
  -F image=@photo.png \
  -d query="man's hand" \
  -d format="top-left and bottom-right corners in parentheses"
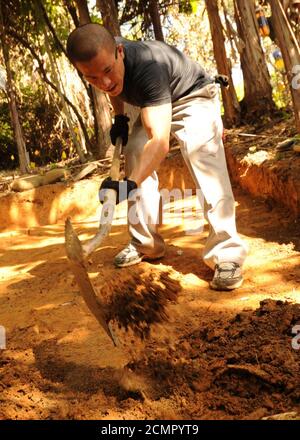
top-left (110, 114), bottom-right (130, 146)
top-left (99, 177), bottom-right (137, 204)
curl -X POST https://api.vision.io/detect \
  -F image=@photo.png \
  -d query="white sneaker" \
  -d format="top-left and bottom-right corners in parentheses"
top-left (210, 262), bottom-right (243, 291)
top-left (114, 243), bottom-right (164, 268)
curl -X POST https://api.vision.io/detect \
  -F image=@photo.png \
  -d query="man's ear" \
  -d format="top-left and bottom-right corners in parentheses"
top-left (117, 44), bottom-right (124, 59)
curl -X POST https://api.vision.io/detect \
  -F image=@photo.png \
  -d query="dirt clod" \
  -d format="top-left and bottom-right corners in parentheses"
top-left (101, 267), bottom-right (181, 339)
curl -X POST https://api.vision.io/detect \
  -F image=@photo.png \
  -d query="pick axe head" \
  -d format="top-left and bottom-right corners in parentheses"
top-left (65, 217), bottom-right (118, 346)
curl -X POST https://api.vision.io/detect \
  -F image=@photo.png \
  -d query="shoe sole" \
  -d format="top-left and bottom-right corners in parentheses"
top-left (114, 254), bottom-right (164, 268)
top-left (114, 255), bottom-right (145, 268)
top-left (210, 278), bottom-right (243, 291)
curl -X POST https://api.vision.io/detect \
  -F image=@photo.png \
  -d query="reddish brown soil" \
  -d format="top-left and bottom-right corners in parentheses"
top-left (224, 116), bottom-right (300, 217)
top-left (1, 180), bottom-right (300, 420)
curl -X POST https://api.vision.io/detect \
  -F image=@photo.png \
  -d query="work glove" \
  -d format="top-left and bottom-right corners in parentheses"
top-left (99, 177), bottom-right (137, 205)
top-left (110, 114), bottom-right (130, 146)
top-left (214, 74), bottom-right (229, 88)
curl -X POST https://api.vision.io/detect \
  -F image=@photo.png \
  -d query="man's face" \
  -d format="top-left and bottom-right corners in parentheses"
top-left (76, 44), bottom-right (125, 97)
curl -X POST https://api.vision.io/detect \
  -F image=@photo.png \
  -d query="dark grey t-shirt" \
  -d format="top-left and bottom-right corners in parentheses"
top-left (117, 37), bottom-right (213, 108)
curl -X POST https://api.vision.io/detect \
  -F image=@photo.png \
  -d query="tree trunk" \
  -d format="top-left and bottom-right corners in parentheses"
top-left (0, 6), bottom-right (30, 174)
top-left (96, 0), bottom-right (121, 36)
top-left (75, 0), bottom-right (90, 24)
top-left (96, 0), bottom-right (139, 138)
top-left (281, 0), bottom-right (300, 42)
top-left (75, 0), bottom-right (111, 159)
top-left (269, 0), bottom-right (300, 133)
top-left (205, 0), bottom-right (240, 127)
top-left (41, 22), bottom-right (87, 163)
top-left (64, 0), bottom-right (80, 27)
top-left (221, 0), bottom-right (239, 64)
top-left (234, 0), bottom-right (275, 118)
top-left (149, 0), bottom-right (164, 42)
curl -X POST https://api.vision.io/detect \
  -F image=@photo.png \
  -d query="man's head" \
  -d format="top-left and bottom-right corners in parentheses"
top-left (67, 23), bottom-right (125, 96)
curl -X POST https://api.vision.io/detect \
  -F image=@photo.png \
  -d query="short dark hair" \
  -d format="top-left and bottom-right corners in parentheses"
top-left (66, 23), bottom-right (116, 64)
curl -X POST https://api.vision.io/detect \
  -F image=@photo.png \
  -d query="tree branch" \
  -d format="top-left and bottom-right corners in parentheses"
top-left (38, 0), bottom-right (67, 56)
top-left (7, 28), bottom-right (92, 151)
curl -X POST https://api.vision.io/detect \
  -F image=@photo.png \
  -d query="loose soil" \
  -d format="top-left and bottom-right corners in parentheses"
top-left (225, 115), bottom-right (300, 217)
top-left (1, 130), bottom-right (300, 419)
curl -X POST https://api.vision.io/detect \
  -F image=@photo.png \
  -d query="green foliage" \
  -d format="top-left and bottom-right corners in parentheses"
top-left (19, 85), bottom-right (72, 166)
top-left (0, 0), bottom-right (87, 170)
top-left (270, 70), bottom-right (291, 109)
top-left (178, 0), bottom-right (198, 14)
top-left (0, 100), bottom-right (17, 170)
top-left (179, 0), bottom-right (193, 14)
top-left (0, 86), bottom-right (73, 170)
top-left (0, 0), bottom-right (298, 172)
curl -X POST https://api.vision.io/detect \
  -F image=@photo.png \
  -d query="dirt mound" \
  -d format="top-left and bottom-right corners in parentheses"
top-left (123, 299), bottom-right (300, 418)
top-left (1, 299), bottom-right (299, 419)
top-left (99, 267), bottom-right (181, 339)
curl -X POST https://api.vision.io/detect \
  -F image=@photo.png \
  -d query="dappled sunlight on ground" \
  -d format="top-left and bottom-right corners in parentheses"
top-left (0, 183), bottom-right (300, 419)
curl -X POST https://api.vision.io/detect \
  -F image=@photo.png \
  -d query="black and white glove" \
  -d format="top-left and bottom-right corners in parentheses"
top-left (214, 74), bottom-right (229, 88)
top-left (110, 114), bottom-right (130, 146)
top-left (99, 177), bottom-right (137, 205)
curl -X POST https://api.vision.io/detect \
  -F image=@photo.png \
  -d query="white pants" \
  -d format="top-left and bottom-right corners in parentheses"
top-left (124, 84), bottom-right (247, 269)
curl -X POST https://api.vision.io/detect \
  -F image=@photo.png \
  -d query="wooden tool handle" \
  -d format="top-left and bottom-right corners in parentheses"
top-left (109, 137), bottom-right (123, 181)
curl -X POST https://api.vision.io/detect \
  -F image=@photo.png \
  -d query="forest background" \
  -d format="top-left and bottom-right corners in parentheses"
top-left (0, 0), bottom-right (299, 174)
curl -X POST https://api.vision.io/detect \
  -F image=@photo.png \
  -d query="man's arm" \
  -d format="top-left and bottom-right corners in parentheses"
top-left (109, 95), bottom-right (124, 115)
top-left (129, 103), bottom-right (172, 186)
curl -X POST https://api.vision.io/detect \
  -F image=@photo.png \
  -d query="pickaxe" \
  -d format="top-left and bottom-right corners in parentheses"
top-left (64, 137), bottom-right (123, 347)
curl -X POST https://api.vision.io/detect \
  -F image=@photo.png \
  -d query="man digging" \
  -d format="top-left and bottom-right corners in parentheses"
top-left (66, 23), bottom-right (247, 291)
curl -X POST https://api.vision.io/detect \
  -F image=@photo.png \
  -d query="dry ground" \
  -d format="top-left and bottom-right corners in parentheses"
top-left (0, 176), bottom-right (300, 419)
